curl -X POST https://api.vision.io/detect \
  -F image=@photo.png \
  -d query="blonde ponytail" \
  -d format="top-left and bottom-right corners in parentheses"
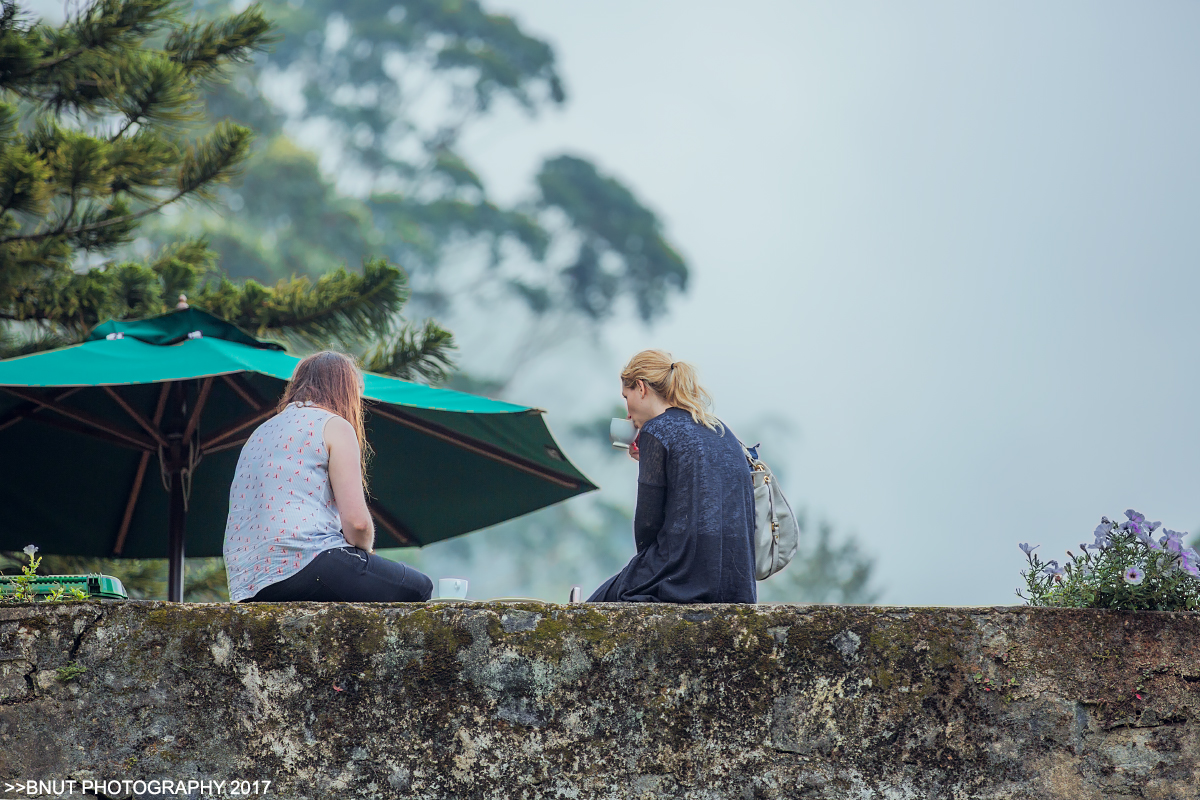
top-left (621, 349), bottom-right (722, 433)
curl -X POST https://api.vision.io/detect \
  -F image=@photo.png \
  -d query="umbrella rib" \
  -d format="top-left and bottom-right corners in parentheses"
top-left (0, 386), bottom-right (155, 451)
top-left (102, 386), bottom-right (168, 448)
top-left (203, 436), bottom-right (248, 455)
top-left (0, 387), bottom-right (83, 431)
top-left (113, 453), bottom-right (151, 555)
top-left (201, 406), bottom-right (277, 452)
top-left (113, 383), bottom-right (170, 555)
top-left (367, 500), bottom-right (416, 547)
top-left (153, 381), bottom-right (172, 421)
top-left (182, 377), bottom-right (214, 442)
top-left (370, 406), bottom-right (580, 490)
top-left (22, 411), bottom-right (151, 452)
top-left (221, 374), bottom-right (267, 410)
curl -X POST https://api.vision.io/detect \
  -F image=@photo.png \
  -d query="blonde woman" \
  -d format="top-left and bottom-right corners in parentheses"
top-left (588, 350), bottom-right (756, 603)
top-left (223, 352), bottom-right (432, 602)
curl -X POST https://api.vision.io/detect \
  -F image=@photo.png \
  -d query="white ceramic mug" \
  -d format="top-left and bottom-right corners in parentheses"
top-left (438, 577), bottom-right (468, 599)
top-left (609, 417), bottom-right (637, 449)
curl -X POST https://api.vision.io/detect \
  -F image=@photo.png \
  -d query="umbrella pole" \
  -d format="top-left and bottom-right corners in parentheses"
top-left (167, 462), bottom-right (186, 602)
top-left (166, 381), bottom-right (187, 602)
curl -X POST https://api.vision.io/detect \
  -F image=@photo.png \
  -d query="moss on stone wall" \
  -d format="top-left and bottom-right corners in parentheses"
top-left (1, 602), bottom-right (1199, 799)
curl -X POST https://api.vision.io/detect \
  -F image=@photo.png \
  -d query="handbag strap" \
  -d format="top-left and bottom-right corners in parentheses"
top-left (737, 437), bottom-right (762, 462)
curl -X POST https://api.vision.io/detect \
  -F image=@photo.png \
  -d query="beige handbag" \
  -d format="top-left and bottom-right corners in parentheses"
top-left (741, 442), bottom-right (800, 580)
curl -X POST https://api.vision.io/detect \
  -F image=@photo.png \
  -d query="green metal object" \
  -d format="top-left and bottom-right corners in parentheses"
top-left (0, 308), bottom-right (597, 601)
top-left (0, 573), bottom-right (128, 599)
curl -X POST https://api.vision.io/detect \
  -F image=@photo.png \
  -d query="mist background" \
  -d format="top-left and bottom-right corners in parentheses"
top-left (436, 1), bottom-right (1200, 605)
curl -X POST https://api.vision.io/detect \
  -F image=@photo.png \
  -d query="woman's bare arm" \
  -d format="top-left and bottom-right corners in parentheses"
top-left (324, 415), bottom-right (375, 550)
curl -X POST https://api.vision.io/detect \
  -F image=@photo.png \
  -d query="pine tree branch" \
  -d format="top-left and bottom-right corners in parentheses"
top-left (193, 259), bottom-right (411, 350)
top-left (164, 6), bottom-right (275, 82)
top-left (23, 46), bottom-right (91, 77)
top-left (362, 319), bottom-right (457, 384)
top-left (266, 268), bottom-right (402, 334)
top-left (1, 121), bottom-right (250, 246)
top-left (260, 260), bottom-right (410, 347)
top-left (110, 113), bottom-right (139, 142)
top-left (51, 190), bottom-right (80, 237)
top-left (6, 0), bottom-right (176, 81)
top-left (0, 187), bottom-right (184, 244)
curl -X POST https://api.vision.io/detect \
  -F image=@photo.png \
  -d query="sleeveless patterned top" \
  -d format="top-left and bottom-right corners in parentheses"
top-left (223, 403), bottom-right (347, 602)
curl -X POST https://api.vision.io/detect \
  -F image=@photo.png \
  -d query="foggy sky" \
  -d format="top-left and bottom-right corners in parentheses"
top-left (462, 1), bottom-right (1200, 605)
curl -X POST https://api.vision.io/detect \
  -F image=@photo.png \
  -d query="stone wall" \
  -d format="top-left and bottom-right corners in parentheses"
top-left (1, 601), bottom-right (1198, 799)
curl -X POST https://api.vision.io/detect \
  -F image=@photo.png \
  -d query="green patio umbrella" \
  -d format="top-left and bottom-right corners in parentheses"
top-left (0, 307), bottom-right (596, 600)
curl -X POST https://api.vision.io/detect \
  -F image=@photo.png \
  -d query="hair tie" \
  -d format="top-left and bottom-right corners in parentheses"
top-left (670, 362), bottom-right (677, 371)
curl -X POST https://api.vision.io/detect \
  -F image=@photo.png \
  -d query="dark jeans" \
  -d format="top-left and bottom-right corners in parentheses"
top-left (244, 546), bottom-right (433, 603)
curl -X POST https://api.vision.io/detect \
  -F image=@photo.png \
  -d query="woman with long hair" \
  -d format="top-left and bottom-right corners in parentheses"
top-left (223, 351), bottom-right (433, 602)
top-left (588, 350), bottom-right (756, 603)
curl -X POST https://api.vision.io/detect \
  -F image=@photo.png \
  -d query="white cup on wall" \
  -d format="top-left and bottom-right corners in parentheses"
top-left (609, 418), bottom-right (637, 449)
top-left (438, 577), bottom-right (468, 599)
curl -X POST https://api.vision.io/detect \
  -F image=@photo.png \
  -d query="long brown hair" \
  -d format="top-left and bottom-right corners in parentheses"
top-left (278, 351), bottom-right (372, 486)
top-left (621, 349), bottom-right (722, 432)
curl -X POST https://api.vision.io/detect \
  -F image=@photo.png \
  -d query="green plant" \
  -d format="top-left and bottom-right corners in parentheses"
top-left (4, 544), bottom-right (41, 603)
top-left (972, 672), bottom-right (996, 692)
top-left (55, 661), bottom-right (86, 683)
top-left (3, 545), bottom-right (93, 603)
top-left (972, 672), bottom-right (1018, 701)
top-left (1018, 510), bottom-right (1200, 611)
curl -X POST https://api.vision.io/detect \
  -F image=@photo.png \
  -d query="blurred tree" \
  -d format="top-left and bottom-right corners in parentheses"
top-left (755, 514), bottom-right (880, 604)
top-left (0, 0), bottom-right (265, 344)
top-left (0, 0), bottom-right (455, 379)
top-left (722, 416), bottom-right (879, 604)
top-left (388, 498), bottom-right (634, 601)
top-left (160, 0), bottom-right (688, 387)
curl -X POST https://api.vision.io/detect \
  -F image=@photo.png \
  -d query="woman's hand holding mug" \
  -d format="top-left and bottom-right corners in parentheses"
top-left (610, 417), bottom-right (640, 461)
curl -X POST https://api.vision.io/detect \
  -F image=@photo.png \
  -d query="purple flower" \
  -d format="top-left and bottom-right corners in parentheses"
top-left (1161, 530), bottom-right (1185, 555)
top-left (1042, 560), bottom-right (1065, 578)
top-left (1123, 567), bottom-right (1145, 586)
top-left (1136, 530), bottom-right (1161, 550)
top-left (1093, 524), bottom-right (1113, 549)
top-left (1079, 543), bottom-right (1091, 555)
top-left (1019, 542), bottom-right (1040, 557)
top-left (1180, 549), bottom-right (1200, 579)
top-left (1122, 509), bottom-right (1147, 536)
top-left (1148, 521), bottom-right (1162, 533)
